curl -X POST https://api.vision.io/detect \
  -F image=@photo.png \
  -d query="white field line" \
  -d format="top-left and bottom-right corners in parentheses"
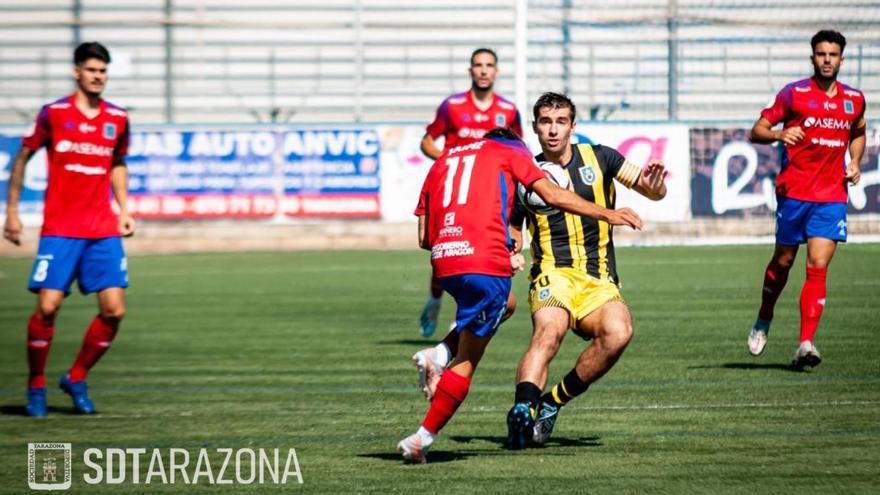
top-left (2, 400), bottom-right (877, 421)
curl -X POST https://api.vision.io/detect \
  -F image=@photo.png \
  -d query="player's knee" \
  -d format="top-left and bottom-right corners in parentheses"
top-left (806, 257), bottom-right (831, 269)
top-left (773, 252), bottom-right (796, 269)
top-left (531, 325), bottom-right (565, 355)
top-left (100, 305), bottom-right (125, 321)
top-left (601, 319), bottom-right (633, 351)
top-left (36, 301), bottom-right (61, 320)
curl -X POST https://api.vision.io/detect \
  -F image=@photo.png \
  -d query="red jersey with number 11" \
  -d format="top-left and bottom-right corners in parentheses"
top-left (415, 138), bottom-right (545, 278)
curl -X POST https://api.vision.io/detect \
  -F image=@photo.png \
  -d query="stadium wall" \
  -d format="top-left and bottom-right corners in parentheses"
top-left (1, 122), bottom-right (878, 255)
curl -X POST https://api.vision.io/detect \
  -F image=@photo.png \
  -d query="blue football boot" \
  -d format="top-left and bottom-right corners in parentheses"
top-left (419, 297), bottom-right (442, 337)
top-left (59, 374), bottom-right (95, 414)
top-left (26, 387), bottom-right (47, 417)
top-left (506, 402), bottom-right (535, 450)
top-left (532, 400), bottom-right (560, 445)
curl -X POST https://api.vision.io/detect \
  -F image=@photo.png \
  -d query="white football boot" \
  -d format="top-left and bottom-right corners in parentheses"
top-left (397, 433), bottom-right (429, 464)
top-left (412, 347), bottom-right (445, 401)
top-left (792, 341), bottom-right (822, 370)
top-left (748, 328), bottom-right (768, 356)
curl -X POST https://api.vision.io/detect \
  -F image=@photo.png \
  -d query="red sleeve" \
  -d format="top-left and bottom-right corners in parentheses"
top-left (858, 92), bottom-right (867, 121)
top-left (510, 110), bottom-right (523, 137)
top-left (425, 99), bottom-right (449, 139)
top-left (414, 168), bottom-right (433, 216)
top-left (504, 143), bottom-right (544, 188)
top-left (21, 106), bottom-right (50, 151)
top-left (114, 117), bottom-right (130, 161)
top-left (760, 85), bottom-right (792, 125)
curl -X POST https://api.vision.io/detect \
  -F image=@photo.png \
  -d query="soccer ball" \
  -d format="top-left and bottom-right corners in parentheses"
top-left (517, 161), bottom-right (571, 215)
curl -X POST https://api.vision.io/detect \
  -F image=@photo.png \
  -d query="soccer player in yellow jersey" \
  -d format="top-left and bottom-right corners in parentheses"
top-left (506, 92), bottom-right (668, 448)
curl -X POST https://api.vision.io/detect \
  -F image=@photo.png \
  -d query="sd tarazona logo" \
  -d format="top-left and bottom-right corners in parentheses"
top-left (26, 444), bottom-right (303, 488)
top-left (28, 443), bottom-right (72, 491)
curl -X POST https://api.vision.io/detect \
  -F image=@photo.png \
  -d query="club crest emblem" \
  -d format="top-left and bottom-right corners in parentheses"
top-left (844, 100), bottom-right (854, 114)
top-left (538, 288), bottom-right (551, 301)
top-left (103, 123), bottom-right (116, 139)
top-left (579, 167), bottom-right (596, 185)
top-left (495, 113), bottom-right (506, 127)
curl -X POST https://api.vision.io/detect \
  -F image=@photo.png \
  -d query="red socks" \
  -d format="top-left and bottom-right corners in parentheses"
top-left (758, 260), bottom-right (792, 321)
top-left (799, 266), bottom-right (827, 344)
top-left (422, 369), bottom-right (471, 435)
top-left (27, 314), bottom-right (55, 389)
top-left (68, 316), bottom-right (120, 382)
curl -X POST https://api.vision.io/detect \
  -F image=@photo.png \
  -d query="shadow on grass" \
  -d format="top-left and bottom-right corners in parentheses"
top-left (0, 404), bottom-right (78, 416)
top-left (376, 339), bottom-right (437, 346)
top-left (359, 451), bottom-right (475, 464)
top-left (449, 435), bottom-right (603, 449)
top-left (687, 362), bottom-right (801, 372)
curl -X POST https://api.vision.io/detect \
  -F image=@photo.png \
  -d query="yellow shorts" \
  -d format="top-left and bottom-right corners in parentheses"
top-left (528, 266), bottom-right (623, 325)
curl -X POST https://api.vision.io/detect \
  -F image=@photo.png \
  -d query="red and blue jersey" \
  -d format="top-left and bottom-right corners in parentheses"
top-left (415, 137), bottom-right (544, 278)
top-left (761, 77), bottom-right (866, 203)
top-left (22, 94), bottom-right (130, 238)
top-left (426, 91), bottom-right (523, 151)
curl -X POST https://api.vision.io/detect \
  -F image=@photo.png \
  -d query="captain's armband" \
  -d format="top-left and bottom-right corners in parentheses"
top-left (615, 160), bottom-right (641, 189)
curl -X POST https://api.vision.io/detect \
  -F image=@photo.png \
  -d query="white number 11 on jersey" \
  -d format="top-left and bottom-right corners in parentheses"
top-left (442, 154), bottom-right (477, 207)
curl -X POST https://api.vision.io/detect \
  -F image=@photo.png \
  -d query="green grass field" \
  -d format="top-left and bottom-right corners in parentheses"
top-left (1, 245), bottom-right (878, 494)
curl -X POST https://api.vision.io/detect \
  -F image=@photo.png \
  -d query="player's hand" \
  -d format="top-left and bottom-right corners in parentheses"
top-left (118, 213), bottom-right (136, 237)
top-left (606, 207), bottom-right (643, 230)
top-left (510, 253), bottom-right (526, 273)
top-left (3, 214), bottom-right (22, 246)
top-left (845, 163), bottom-right (861, 185)
top-left (641, 159), bottom-right (667, 190)
top-left (510, 230), bottom-right (524, 254)
top-left (778, 126), bottom-right (805, 146)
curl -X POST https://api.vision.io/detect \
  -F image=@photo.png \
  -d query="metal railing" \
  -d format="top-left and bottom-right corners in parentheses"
top-left (0, 0), bottom-right (876, 124)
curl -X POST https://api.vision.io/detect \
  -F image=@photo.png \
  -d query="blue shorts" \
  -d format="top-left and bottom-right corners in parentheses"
top-left (439, 274), bottom-right (511, 338)
top-left (28, 236), bottom-right (128, 295)
top-left (775, 197), bottom-right (847, 245)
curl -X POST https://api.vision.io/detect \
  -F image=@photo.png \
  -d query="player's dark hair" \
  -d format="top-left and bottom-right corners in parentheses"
top-left (811, 30), bottom-right (846, 54)
top-left (485, 127), bottom-right (522, 143)
top-left (470, 48), bottom-right (497, 66)
top-left (533, 92), bottom-right (576, 121)
top-left (74, 42), bottom-right (111, 65)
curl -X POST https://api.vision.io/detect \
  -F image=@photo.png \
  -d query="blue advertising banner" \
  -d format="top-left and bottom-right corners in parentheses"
top-left (0, 134), bottom-right (47, 217)
top-left (1, 128), bottom-right (382, 220)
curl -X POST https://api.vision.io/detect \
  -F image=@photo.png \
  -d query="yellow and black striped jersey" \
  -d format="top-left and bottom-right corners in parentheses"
top-left (511, 143), bottom-right (637, 286)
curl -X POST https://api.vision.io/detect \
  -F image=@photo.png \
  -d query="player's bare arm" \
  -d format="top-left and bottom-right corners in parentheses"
top-left (749, 117), bottom-right (804, 146)
top-left (110, 160), bottom-right (135, 237)
top-left (846, 117), bottom-right (867, 185)
top-left (532, 178), bottom-right (643, 230)
top-left (632, 160), bottom-right (668, 200)
top-left (417, 214), bottom-right (430, 250)
top-left (420, 133), bottom-right (443, 160)
top-left (3, 146), bottom-right (36, 246)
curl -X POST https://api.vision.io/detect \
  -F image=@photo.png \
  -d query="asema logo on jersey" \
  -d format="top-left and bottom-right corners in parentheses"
top-left (802, 117), bottom-right (852, 130)
top-left (54, 140), bottom-right (114, 156)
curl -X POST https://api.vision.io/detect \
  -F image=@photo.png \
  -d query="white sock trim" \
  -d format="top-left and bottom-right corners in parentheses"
top-left (417, 426), bottom-right (435, 446)
top-left (434, 342), bottom-right (452, 368)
